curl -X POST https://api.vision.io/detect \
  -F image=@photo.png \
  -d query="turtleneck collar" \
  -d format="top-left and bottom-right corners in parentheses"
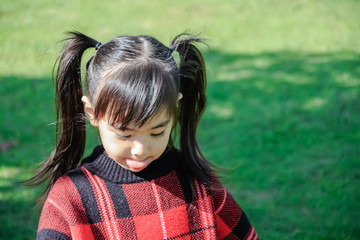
top-left (82, 145), bottom-right (182, 184)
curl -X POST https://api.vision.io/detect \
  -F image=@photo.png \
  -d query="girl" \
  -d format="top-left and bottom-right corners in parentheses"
top-left (30, 31), bottom-right (258, 240)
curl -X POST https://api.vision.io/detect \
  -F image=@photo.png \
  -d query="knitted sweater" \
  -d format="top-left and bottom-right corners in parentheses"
top-left (37, 146), bottom-right (258, 240)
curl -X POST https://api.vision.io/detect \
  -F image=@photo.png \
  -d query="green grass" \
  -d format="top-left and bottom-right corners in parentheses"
top-left (203, 51), bottom-right (360, 239)
top-left (1, 0), bottom-right (360, 239)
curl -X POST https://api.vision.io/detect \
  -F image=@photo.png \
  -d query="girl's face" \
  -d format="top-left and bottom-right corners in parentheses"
top-left (95, 110), bottom-right (173, 172)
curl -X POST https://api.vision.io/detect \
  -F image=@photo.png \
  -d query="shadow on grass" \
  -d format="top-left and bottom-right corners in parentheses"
top-left (201, 50), bottom-right (360, 239)
top-left (202, 50), bottom-right (360, 162)
top-left (0, 191), bottom-right (40, 240)
top-left (0, 51), bottom-right (359, 239)
top-left (0, 75), bottom-right (53, 239)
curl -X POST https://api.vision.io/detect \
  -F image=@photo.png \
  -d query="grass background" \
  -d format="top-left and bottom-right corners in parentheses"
top-left (1, 0), bottom-right (360, 239)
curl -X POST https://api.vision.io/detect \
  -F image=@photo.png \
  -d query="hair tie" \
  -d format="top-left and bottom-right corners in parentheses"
top-left (168, 46), bottom-right (175, 53)
top-left (95, 42), bottom-right (102, 50)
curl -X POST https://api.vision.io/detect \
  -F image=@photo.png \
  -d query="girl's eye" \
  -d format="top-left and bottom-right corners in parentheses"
top-left (116, 134), bottom-right (132, 140)
top-left (151, 131), bottom-right (165, 137)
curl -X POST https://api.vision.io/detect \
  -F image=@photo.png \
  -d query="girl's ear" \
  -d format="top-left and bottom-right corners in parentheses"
top-left (81, 96), bottom-right (98, 127)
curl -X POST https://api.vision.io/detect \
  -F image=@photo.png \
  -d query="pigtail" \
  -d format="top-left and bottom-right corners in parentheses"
top-left (170, 34), bottom-right (220, 190)
top-left (27, 32), bottom-right (99, 204)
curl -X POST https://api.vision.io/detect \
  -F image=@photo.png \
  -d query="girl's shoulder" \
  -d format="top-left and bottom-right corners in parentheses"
top-left (48, 146), bottom-right (104, 199)
top-left (44, 167), bottom-right (86, 208)
top-left (50, 167), bottom-right (87, 191)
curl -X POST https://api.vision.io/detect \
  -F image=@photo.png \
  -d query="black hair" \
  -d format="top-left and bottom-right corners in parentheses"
top-left (27, 31), bottom-right (220, 203)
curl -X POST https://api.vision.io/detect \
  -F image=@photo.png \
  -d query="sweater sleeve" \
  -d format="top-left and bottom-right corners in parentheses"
top-left (37, 173), bottom-right (92, 240)
top-left (212, 187), bottom-right (258, 240)
top-left (37, 176), bottom-right (74, 239)
top-left (37, 199), bottom-right (72, 240)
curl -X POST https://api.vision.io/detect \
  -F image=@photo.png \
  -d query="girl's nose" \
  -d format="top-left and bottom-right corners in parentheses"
top-left (131, 139), bottom-right (149, 158)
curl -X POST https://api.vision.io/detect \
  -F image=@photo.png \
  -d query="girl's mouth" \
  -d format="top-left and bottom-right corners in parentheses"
top-left (125, 157), bottom-right (151, 171)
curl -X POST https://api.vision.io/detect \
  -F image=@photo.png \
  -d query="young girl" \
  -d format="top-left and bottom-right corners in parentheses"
top-left (30, 31), bottom-right (258, 240)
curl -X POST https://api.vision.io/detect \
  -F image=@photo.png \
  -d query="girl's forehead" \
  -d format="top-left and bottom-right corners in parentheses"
top-left (110, 109), bottom-right (173, 130)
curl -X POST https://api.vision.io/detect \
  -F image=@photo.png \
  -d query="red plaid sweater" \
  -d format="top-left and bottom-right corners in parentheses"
top-left (37, 146), bottom-right (258, 240)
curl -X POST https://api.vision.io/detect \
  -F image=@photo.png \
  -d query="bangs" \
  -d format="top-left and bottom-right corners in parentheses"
top-left (94, 61), bottom-right (178, 128)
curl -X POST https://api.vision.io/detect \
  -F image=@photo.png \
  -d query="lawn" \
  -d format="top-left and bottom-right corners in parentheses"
top-left (1, 0), bottom-right (360, 239)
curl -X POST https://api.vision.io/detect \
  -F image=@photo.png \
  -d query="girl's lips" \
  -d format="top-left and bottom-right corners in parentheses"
top-left (125, 158), bottom-right (151, 171)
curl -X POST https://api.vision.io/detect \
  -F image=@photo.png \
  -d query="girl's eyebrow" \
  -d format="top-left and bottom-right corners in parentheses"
top-left (119, 120), bottom-right (170, 131)
top-left (149, 120), bottom-right (170, 130)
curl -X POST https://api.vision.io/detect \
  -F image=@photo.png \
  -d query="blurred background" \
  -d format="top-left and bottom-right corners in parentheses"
top-left (1, 0), bottom-right (359, 239)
